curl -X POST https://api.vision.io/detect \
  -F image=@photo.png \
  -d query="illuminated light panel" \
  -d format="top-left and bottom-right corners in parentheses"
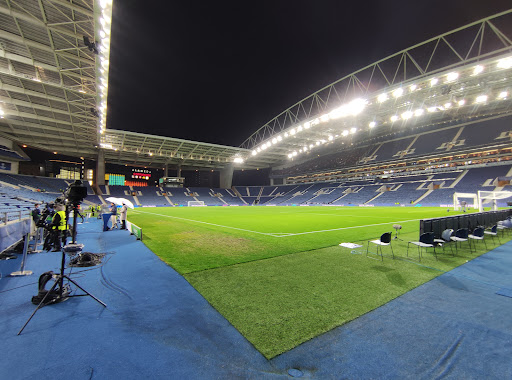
top-left (284, 132), bottom-right (289, 137)
top-left (350, 127), bottom-right (357, 134)
top-left (390, 115), bottom-right (399, 122)
top-left (329, 105), bottom-right (346, 119)
top-left (320, 114), bottom-right (330, 122)
top-left (401, 111), bottom-right (413, 119)
top-left (347, 98), bottom-right (367, 115)
top-left (430, 78), bottom-right (438, 86)
top-left (427, 106), bottom-right (437, 113)
top-left (292, 151), bottom-right (297, 156)
top-left (290, 128), bottom-right (296, 135)
top-left (342, 130), bottom-right (349, 137)
top-left (409, 84), bottom-right (417, 92)
top-left (311, 118), bottom-right (320, 126)
top-left (304, 122), bottom-right (310, 129)
top-left (297, 126), bottom-right (303, 132)
top-left (369, 121), bottom-right (376, 128)
top-left (288, 153), bottom-right (292, 158)
top-left (392, 88), bottom-right (404, 98)
top-left (475, 95), bottom-right (488, 103)
top-left (497, 57), bottom-right (512, 69)
top-left (458, 99), bottom-right (466, 106)
top-left (328, 135), bottom-right (334, 141)
top-left (498, 91), bottom-right (509, 99)
top-left (251, 150), bottom-right (257, 156)
top-left (316, 141), bottom-right (321, 146)
top-left (445, 72), bottom-right (459, 82)
top-left (272, 138), bottom-right (277, 144)
top-left (472, 65), bottom-right (484, 75)
top-left (377, 93), bottom-right (388, 103)
top-left (444, 102), bottom-right (452, 109)
top-left (414, 109), bottom-right (424, 117)
top-left (303, 146), bottom-right (308, 151)
top-left (277, 135), bottom-right (282, 141)
top-left (256, 147), bottom-right (261, 152)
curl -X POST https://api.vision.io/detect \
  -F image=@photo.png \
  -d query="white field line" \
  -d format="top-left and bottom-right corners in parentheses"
top-left (272, 218), bottom-right (420, 237)
top-left (131, 210), bottom-right (275, 236)
top-left (133, 209), bottom-right (421, 238)
top-left (297, 213), bottom-right (390, 218)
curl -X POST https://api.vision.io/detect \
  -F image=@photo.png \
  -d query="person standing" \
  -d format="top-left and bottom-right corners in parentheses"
top-left (109, 202), bottom-right (118, 229)
top-left (120, 203), bottom-right (128, 230)
top-left (49, 203), bottom-right (67, 251)
top-left (31, 203), bottom-right (41, 225)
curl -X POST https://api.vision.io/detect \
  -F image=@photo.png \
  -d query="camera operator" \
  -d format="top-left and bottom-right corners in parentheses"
top-left (48, 203), bottom-right (68, 252)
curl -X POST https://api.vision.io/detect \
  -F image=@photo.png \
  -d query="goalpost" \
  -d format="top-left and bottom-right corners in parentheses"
top-left (477, 190), bottom-right (512, 212)
top-left (453, 192), bottom-right (478, 211)
top-left (188, 200), bottom-right (206, 207)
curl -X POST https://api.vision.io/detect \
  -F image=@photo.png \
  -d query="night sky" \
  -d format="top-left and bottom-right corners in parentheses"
top-left (106, 0), bottom-right (511, 148)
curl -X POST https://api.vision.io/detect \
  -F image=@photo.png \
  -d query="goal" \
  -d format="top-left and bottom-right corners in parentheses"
top-left (188, 200), bottom-right (206, 207)
top-left (477, 190), bottom-right (512, 212)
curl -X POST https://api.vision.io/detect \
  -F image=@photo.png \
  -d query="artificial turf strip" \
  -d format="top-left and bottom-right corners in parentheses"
top-left (184, 235), bottom-right (506, 359)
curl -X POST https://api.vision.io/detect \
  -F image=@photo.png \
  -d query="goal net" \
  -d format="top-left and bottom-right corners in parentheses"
top-left (477, 190), bottom-right (512, 212)
top-left (188, 200), bottom-right (206, 207)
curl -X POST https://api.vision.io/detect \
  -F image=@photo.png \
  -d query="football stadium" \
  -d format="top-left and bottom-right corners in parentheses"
top-left (1, 2), bottom-right (512, 379)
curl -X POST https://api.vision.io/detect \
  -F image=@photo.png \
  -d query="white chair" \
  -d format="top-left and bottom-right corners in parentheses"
top-left (468, 227), bottom-right (486, 250)
top-left (408, 232), bottom-right (436, 261)
top-left (450, 228), bottom-right (471, 252)
top-left (366, 232), bottom-right (393, 261)
top-left (484, 225), bottom-right (501, 245)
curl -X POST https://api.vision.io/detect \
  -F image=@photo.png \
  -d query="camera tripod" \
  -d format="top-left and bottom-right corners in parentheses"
top-left (18, 204), bottom-right (106, 335)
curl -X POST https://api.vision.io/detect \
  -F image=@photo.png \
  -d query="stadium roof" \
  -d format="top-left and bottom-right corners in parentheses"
top-left (242, 10), bottom-right (512, 169)
top-left (0, 3), bottom-right (510, 172)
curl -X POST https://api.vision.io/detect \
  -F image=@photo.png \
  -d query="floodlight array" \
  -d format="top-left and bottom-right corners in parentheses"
top-left (247, 54), bottom-right (512, 161)
top-left (97, 0), bottom-right (113, 137)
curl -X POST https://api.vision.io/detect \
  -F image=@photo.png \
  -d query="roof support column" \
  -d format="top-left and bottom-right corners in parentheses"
top-left (220, 164), bottom-right (233, 189)
top-left (96, 149), bottom-right (105, 186)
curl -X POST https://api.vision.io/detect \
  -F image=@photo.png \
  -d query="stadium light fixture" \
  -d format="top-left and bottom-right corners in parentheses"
top-left (284, 132), bottom-right (289, 137)
top-left (498, 91), bottom-right (509, 99)
top-left (475, 95), bottom-right (488, 103)
top-left (233, 157), bottom-right (244, 163)
top-left (445, 72), bottom-right (459, 82)
top-left (329, 105), bottom-right (346, 119)
top-left (297, 125), bottom-right (303, 132)
top-left (328, 135), bottom-right (334, 141)
top-left (377, 93), bottom-right (388, 103)
top-left (251, 150), bottom-right (257, 156)
top-left (497, 57), bottom-right (512, 69)
top-left (458, 99), bottom-right (466, 106)
top-left (414, 108), bottom-right (424, 117)
top-left (430, 78), bottom-right (438, 86)
top-left (287, 153), bottom-right (292, 159)
top-left (320, 114), bottom-right (330, 122)
top-left (390, 115), bottom-right (399, 122)
top-left (427, 106), bottom-right (437, 113)
top-left (444, 102), bottom-right (452, 109)
top-left (304, 121), bottom-right (310, 129)
top-left (316, 141), bottom-right (321, 146)
top-left (347, 98), bottom-right (366, 115)
top-left (369, 121), bottom-right (376, 128)
top-left (401, 111), bottom-right (413, 119)
top-left (409, 84), bottom-right (417, 92)
top-left (392, 88), bottom-right (404, 98)
top-left (311, 118), bottom-right (320, 126)
top-left (290, 128), bottom-right (296, 135)
top-left (472, 65), bottom-right (484, 75)
top-left (272, 138), bottom-right (277, 144)
top-left (350, 127), bottom-right (357, 134)
top-left (342, 130), bottom-right (349, 137)
top-left (277, 135), bottom-right (282, 141)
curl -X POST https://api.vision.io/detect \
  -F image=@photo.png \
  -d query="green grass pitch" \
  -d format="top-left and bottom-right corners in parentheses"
top-left (128, 206), bottom-right (507, 358)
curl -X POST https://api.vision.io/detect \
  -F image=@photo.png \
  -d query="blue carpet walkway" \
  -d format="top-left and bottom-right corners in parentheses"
top-left (1, 218), bottom-right (511, 379)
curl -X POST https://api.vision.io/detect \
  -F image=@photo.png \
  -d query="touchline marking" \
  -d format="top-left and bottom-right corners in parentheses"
top-left (131, 210), bottom-right (275, 236)
top-left (273, 218), bottom-right (420, 237)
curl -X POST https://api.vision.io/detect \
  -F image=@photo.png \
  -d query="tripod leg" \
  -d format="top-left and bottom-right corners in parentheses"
top-left (18, 278), bottom-right (60, 335)
top-left (64, 275), bottom-right (107, 307)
